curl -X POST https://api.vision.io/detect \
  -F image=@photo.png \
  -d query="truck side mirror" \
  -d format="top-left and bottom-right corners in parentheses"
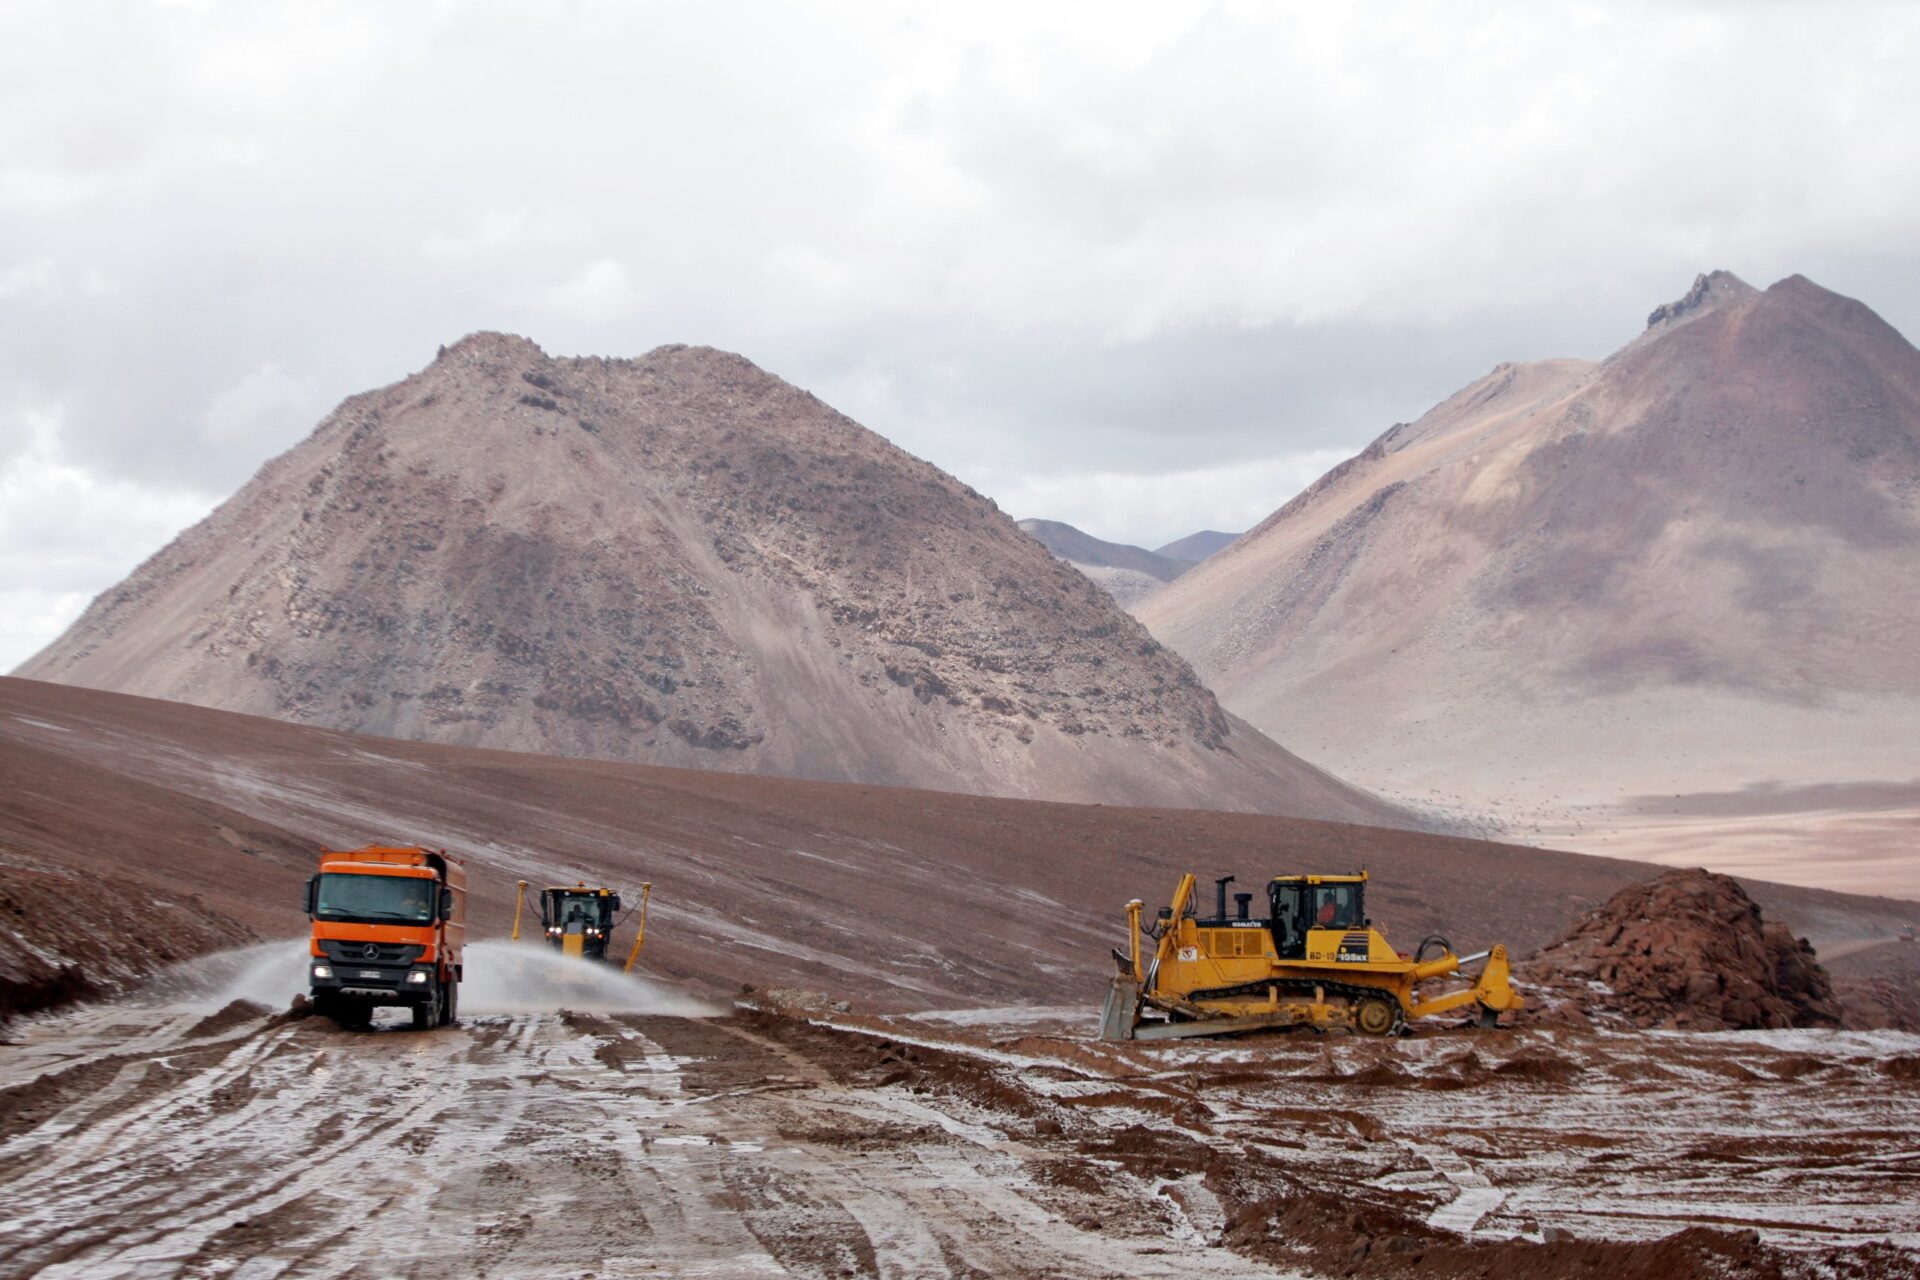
top-left (440, 887), bottom-right (455, 920)
top-left (304, 876), bottom-right (318, 917)
top-left (610, 895), bottom-right (622, 913)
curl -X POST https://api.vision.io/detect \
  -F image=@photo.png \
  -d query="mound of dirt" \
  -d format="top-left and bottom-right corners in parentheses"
top-left (1522, 869), bottom-right (1844, 1031)
top-left (187, 999), bottom-right (271, 1039)
top-left (1, 861), bottom-right (253, 1026)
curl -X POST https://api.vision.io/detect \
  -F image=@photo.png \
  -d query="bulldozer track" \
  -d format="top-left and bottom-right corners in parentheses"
top-left (1180, 977), bottom-right (1411, 1029)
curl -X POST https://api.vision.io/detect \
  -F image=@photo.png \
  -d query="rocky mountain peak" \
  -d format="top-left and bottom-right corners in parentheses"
top-left (1644, 269), bottom-right (1755, 331)
top-left (1135, 271), bottom-right (1920, 893)
top-left (433, 330), bottom-right (549, 365)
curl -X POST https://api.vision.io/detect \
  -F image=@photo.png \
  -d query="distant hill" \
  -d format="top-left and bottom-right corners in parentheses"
top-left (1138, 272), bottom-right (1920, 895)
top-left (17, 335), bottom-right (1397, 825)
top-left (1015, 518), bottom-right (1191, 607)
top-left (1154, 530), bottom-right (1240, 562)
top-left (1015, 520), bottom-right (1243, 608)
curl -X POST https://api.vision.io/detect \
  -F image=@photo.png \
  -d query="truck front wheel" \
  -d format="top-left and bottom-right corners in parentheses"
top-left (411, 990), bottom-right (439, 1031)
top-left (319, 994), bottom-right (370, 1030)
top-left (444, 980), bottom-right (459, 1026)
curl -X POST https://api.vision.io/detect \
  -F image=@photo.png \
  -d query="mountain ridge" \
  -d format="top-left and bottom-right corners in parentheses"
top-left (20, 334), bottom-right (1400, 825)
top-left (1137, 271), bottom-right (1920, 893)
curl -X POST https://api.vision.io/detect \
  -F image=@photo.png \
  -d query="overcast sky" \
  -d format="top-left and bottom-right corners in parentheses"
top-left (5, 1), bottom-right (1920, 670)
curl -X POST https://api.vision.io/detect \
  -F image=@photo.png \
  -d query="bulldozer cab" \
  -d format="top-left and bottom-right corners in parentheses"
top-left (1268, 874), bottom-right (1366, 959)
top-left (541, 888), bottom-right (617, 930)
top-left (539, 884), bottom-right (621, 959)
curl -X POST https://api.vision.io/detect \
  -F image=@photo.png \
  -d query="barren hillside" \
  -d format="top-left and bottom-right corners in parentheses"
top-left (16, 336), bottom-right (1388, 823)
top-left (1138, 273), bottom-right (1920, 894)
top-left (6, 677), bottom-right (1914, 1020)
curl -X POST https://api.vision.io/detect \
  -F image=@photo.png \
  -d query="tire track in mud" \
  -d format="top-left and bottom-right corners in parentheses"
top-left (10, 1020), bottom-right (482, 1276)
top-left (9, 1002), bottom-right (1913, 1279)
top-left (8, 1013), bottom-right (623, 1274)
top-left (1, 1004), bottom-right (1290, 1280)
top-left (2, 1025), bottom-right (298, 1198)
top-left (622, 1013), bottom-right (1281, 1279)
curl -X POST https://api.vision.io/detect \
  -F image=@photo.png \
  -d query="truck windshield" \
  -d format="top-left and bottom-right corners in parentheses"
top-left (315, 873), bottom-right (435, 923)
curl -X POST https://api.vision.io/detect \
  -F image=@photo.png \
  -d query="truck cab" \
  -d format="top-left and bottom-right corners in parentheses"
top-left (305, 845), bottom-right (465, 1029)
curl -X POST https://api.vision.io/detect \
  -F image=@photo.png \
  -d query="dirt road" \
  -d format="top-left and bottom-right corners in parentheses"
top-left (0, 1004), bottom-right (1280, 1279)
top-left (4, 999), bottom-right (1917, 1279)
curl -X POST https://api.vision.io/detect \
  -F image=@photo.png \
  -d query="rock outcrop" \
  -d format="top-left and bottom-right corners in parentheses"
top-left (1643, 268), bottom-right (1756, 331)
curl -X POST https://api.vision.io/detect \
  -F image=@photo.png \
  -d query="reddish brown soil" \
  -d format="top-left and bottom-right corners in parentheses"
top-left (4, 678), bottom-right (1917, 1025)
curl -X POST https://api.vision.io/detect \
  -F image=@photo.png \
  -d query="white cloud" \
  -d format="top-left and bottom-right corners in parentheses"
top-left (0, 407), bottom-right (216, 670)
top-left (200, 361), bottom-right (323, 447)
top-left (423, 207), bottom-right (590, 263)
top-left (986, 449), bottom-right (1356, 549)
top-left (543, 258), bottom-right (641, 323)
top-left (0, 258), bottom-right (60, 301)
top-left (0, 258), bottom-right (111, 303)
top-left (0, 168), bottom-right (112, 215)
top-left (0, 0), bottom-right (1918, 632)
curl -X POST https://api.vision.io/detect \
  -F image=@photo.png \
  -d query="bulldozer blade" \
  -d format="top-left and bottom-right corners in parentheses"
top-left (1128, 1011), bottom-right (1311, 1041)
top-left (1099, 975), bottom-right (1141, 1041)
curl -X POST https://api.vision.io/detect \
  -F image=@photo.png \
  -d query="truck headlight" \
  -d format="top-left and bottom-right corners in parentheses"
top-left (406, 970), bottom-right (430, 984)
top-left (312, 964), bottom-right (333, 979)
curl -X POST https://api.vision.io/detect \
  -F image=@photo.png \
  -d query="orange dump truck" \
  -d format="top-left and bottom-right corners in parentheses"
top-left (304, 845), bottom-right (465, 1029)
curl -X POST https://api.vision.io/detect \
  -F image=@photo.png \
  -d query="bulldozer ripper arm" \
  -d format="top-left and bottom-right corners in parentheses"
top-left (1410, 947), bottom-right (1469, 983)
top-left (1408, 944), bottom-right (1525, 1020)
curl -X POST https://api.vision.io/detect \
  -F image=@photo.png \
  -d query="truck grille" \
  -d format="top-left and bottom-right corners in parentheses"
top-left (319, 940), bottom-right (422, 965)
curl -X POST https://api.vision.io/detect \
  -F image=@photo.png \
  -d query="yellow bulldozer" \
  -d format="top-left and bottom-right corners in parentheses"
top-left (1100, 871), bottom-right (1523, 1040)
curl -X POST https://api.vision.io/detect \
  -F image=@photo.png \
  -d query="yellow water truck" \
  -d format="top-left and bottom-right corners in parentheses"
top-left (512, 880), bottom-right (652, 970)
top-left (1100, 871), bottom-right (1523, 1040)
